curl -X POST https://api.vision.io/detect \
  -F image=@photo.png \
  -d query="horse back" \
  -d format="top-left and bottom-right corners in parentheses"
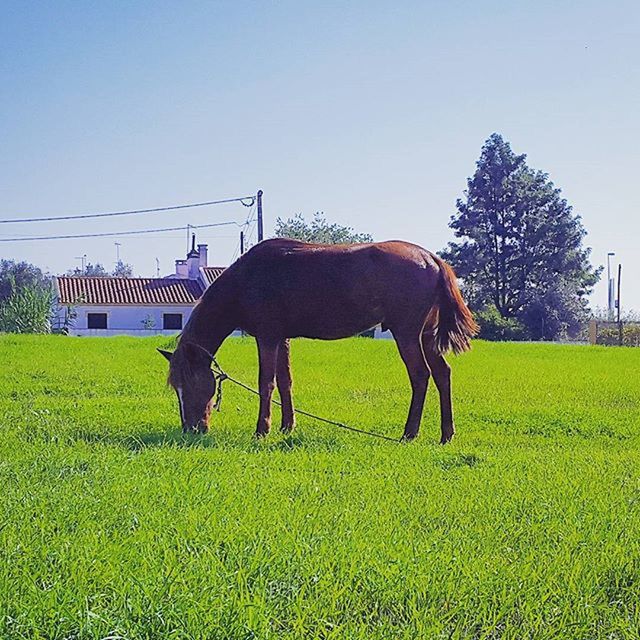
top-left (229, 239), bottom-right (440, 339)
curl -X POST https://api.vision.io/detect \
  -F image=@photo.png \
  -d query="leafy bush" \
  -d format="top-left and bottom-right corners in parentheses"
top-left (141, 314), bottom-right (156, 330)
top-left (475, 305), bottom-right (528, 341)
top-left (596, 323), bottom-right (640, 347)
top-left (0, 284), bottom-right (55, 333)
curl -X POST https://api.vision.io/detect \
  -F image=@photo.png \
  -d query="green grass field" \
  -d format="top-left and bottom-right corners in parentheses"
top-left (1, 335), bottom-right (639, 639)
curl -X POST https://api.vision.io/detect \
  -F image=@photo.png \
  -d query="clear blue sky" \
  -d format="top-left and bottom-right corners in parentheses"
top-left (1, 0), bottom-right (638, 310)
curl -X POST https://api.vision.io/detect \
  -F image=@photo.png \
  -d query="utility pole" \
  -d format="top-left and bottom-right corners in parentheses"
top-left (257, 189), bottom-right (263, 242)
top-left (115, 242), bottom-right (121, 263)
top-left (240, 230), bottom-right (245, 255)
top-left (155, 257), bottom-right (160, 277)
top-left (617, 263), bottom-right (623, 346)
top-left (607, 252), bottom-right (616, 321)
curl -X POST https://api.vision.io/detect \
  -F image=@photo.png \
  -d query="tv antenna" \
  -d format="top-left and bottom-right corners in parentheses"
top-left (74, 254), bottom-right (87, 272)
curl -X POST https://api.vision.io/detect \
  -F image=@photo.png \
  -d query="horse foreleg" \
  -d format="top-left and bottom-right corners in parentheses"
top-left (424, 348), bottom-right (454, 444)
top-left (256, 336), bottom-right (279, 437)
top-left (276, 338), bottom-right (295, 434)
top-left (393, 330), bottom-right (431, 441)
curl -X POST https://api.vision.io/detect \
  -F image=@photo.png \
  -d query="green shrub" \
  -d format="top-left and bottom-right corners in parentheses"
top-left (596, 323), bottom-right (640, 347)
top-left (475, 305), bottom-right (528, 341)
top-left (0, 284), bottom-right (55, 333)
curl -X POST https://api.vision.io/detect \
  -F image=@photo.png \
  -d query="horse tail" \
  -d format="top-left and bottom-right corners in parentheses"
top-left (425, 255), bottom-right (478, 355)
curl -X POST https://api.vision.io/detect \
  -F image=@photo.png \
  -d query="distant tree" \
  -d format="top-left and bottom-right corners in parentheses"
top-left (592, 307), bottom-right (640, 322)
top-left (442, 133), bottom-right (601, 340)
top-left (0, 259), bottom-right (50, 302)
top-left (274, 212), bottom-right (373, 244)
top-left (66, 261), bottom-right (134, 277)
top-left (112, 260), bottom-right (134, 277)
top-left (66, 262), bottom-right (108, 277)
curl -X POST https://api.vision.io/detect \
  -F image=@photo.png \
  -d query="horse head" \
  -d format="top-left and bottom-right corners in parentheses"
top-left (158, 343), bottom-right (217, 434)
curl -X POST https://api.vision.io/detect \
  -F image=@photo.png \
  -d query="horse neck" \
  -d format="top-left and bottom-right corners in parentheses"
top-left (182, 281), bottom-right (238, 356)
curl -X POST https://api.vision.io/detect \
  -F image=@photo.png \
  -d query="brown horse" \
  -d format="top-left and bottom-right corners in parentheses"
top-left (158, 238), bottom-right (477, 443)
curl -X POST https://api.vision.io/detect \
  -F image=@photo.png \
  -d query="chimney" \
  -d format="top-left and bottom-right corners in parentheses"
top-left (186, 234), bottom-right (200, 279)
top-left (198, 244), bottom-right (208, 268)
top-left (175, 260), bottom-right (188, 278)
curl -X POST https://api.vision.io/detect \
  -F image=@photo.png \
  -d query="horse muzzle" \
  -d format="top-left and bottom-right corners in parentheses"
top-left (182, 420), bottom-right (209, 434)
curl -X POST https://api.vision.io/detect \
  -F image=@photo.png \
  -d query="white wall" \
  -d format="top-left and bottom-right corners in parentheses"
top-left (54, 303), bottom-right (392, 339)
top-left (56, 304), bottom-right (195, 336)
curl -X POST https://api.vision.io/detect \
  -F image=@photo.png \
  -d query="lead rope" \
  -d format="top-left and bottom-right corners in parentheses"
top-left (208, 355), bottom-right (400, 444)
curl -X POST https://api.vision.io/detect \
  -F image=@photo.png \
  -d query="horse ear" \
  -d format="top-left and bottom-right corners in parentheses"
top-left (157, 348), bottom-right (173, 362)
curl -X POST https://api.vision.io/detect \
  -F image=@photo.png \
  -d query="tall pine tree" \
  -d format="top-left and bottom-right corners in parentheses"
top-left (442, 133), bottom-right (600, 340)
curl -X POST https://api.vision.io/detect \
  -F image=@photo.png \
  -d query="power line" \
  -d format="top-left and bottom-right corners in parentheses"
top-left (0, 221), bottom-right (241, 243)
top-left (0, 195), bottom-right (256, 225)
top-left (233, 202), bottom-right (257, 261)
top-left (245, 214), bottom-right (258, 248)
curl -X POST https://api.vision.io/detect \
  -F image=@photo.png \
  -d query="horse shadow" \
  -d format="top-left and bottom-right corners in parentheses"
top-left (72, 426), bottom-right (345, 454)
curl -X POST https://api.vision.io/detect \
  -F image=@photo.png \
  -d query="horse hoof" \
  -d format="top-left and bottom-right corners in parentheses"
top-left (280, 424), bottom-right (295, 435)
top-left (255, 430), bottom-right (270, 439)
top-left (401, 433), bottom-right (418, 443)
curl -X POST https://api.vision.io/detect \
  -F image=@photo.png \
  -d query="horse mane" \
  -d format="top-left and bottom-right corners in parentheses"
top-left (166, 260), bottom-right (242, 388)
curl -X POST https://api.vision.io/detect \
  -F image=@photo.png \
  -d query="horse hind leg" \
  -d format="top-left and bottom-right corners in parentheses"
top-left (276, 338), bottom-right (295, 434)
top-left (423, 340), bottom-right (455, 444)
top-left (392, 329), bottom-right (431, 441)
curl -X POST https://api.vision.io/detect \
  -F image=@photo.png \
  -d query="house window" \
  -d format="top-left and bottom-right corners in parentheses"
top-left (87, 313), bottom-right (107, 329)
top-left (163, 313), bottom-right (183, 330)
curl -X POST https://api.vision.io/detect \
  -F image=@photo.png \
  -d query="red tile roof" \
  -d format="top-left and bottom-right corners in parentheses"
top-left (201, 266), bottom-right (225, 286)
top-left (56, 277), bottom-right (204, 305)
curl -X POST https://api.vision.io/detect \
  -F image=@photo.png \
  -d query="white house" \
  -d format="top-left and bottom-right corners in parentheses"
top-left (55, 237), bottom-right (224, 336)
